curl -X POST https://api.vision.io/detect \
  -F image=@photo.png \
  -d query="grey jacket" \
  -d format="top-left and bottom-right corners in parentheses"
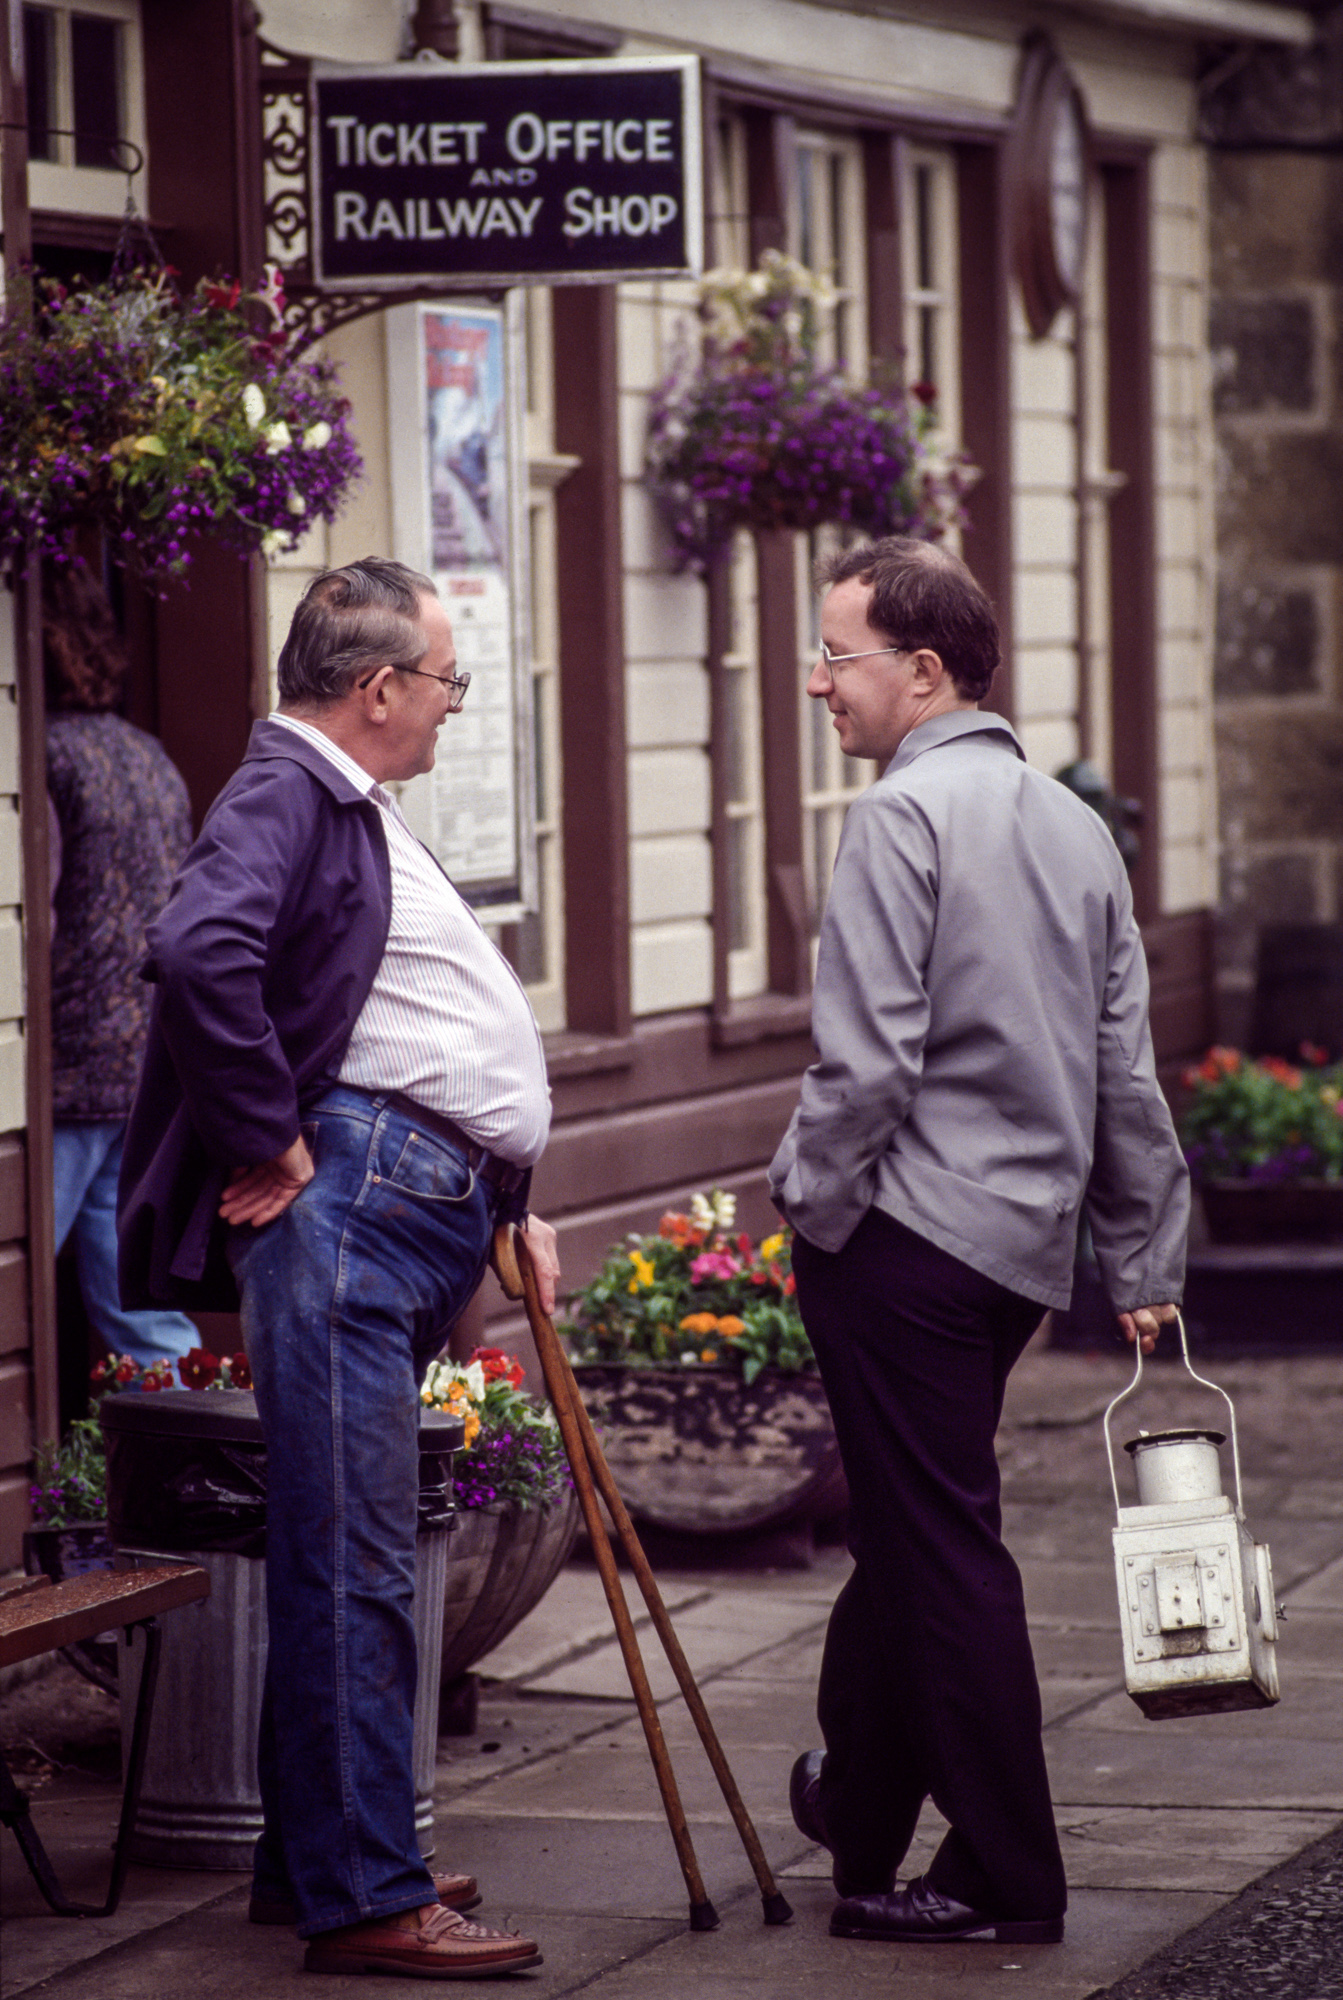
top-left (768, 710), bottom-right (1188, 1313)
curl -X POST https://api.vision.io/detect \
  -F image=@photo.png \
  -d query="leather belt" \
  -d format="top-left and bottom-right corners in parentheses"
top-left (384, 1092), bottom-right (529, 1199)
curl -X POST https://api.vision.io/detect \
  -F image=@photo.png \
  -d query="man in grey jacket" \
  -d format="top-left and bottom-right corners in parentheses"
top-left (771, 537), bottom-right (1185, 1948)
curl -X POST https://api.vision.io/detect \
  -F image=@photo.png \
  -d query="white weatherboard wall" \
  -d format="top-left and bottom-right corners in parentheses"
top-left (0, 597), bottom-right (25, 1134)
top-left (619, 280), bottom-right (714, 1017)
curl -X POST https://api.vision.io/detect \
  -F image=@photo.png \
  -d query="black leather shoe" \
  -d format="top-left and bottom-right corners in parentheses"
top-left (831, 1875), bottom-right (1064, 1944)
top-left (788, 1751), bottom-right (893, 1900)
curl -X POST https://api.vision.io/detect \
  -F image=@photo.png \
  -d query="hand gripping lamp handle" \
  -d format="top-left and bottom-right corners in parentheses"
top-left (1101, 1312), bottom-right (1244, 1522)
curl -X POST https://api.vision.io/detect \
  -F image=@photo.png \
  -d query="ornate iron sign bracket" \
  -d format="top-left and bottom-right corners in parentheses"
top-left (261, 38), bottom-right (493, 353)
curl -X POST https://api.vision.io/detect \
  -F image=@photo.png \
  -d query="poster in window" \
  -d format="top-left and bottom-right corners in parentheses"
top-left (386, 298), bottom-right (533, 916)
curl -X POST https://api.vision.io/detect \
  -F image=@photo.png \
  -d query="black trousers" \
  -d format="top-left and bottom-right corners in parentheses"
top-left (791, 1207), bottom-right (1067, 1921)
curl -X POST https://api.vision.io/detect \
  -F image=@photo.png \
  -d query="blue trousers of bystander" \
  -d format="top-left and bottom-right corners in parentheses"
top-left (53, 1121), bottom-right (197, 1369)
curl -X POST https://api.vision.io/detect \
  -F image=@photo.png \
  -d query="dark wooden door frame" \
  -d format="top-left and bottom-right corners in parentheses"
top-left (957, 138), bottom-right (1015, 723)
top-left (1, 18), bottom-right (58, 1450)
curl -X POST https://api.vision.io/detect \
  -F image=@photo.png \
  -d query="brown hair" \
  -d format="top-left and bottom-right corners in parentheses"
top-left (42, 560), bottom-right (130, 713)
top-left (816, 536), bottom-right (1000, 700)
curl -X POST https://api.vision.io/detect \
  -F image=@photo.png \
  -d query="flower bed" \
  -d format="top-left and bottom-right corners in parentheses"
top-left (1180, 1046), bottom-right (1343, 1184)
top-left (421, 1346), bottom-right (571, 1511)
top-left (560, 1189), bottom-right (813, 1384)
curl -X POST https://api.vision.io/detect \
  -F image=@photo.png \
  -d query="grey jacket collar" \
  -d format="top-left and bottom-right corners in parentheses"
top-left (887, 707), bottom-right (1026, 775)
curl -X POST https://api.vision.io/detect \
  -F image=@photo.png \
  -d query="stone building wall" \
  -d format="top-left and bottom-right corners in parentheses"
top-left (1209, 146), bottom-right (1343, 1046)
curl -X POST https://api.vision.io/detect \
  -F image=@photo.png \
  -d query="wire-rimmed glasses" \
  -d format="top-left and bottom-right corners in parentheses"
top-left (358, 663), bottom-right (472, 710)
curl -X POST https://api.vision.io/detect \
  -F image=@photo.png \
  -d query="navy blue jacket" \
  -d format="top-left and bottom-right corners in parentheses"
top-left (118, 721), bottom-right (392, 1310)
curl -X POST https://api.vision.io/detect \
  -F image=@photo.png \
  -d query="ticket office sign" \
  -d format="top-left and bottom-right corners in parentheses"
top-left (311, 56), bottom-right (702, 288)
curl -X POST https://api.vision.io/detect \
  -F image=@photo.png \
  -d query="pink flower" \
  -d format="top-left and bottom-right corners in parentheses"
top-left (690, 1250), bottom-right (742, 1284)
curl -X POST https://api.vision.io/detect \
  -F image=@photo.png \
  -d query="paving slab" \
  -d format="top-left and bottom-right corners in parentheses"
top-left (556, 1879), bottom-right (1227, 2000)
top-left (1045, 1727), bottom-right (1343, 1812)
top-left (5, 1342), bottom-right (1343, 2000)
top-left (1054, 1804), bottom-right (1341, 1891)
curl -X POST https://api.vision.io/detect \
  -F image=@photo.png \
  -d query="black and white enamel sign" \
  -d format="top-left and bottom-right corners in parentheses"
top-left (311, 56), bottom-right (702, 289)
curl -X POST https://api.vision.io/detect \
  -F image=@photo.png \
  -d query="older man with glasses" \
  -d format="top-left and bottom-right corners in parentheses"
top-left (772, 535), bottom-right (1186, 1950)
top-left (119, 557), bottom-right (554, 1979)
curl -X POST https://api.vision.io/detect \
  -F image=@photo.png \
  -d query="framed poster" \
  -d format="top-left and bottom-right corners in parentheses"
top-left (386, 296), bottom-right (534, 918)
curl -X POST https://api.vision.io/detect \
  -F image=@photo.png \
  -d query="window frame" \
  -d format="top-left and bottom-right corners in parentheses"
top-left (23, 0), bottom-right (144, 221)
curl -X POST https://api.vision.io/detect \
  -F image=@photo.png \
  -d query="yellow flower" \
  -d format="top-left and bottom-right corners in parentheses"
top-left (760, 1233), bottom-right (785, 1262)
top-left (462, 1410), bottom-right (481, 1448)
top-left (628, 1250), bottom-right (656, 1292)
top-left (700, 1347), bottom-right (717, 1363)
top-left (717, 1316), bottom-right (745, 1340)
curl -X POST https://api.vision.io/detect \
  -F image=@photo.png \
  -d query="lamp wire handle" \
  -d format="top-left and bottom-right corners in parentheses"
top-left (1102, 1312), bottom-right (1244, 1522)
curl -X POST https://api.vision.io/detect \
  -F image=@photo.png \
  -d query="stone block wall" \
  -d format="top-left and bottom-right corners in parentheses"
top-left (1209, 149), bottom-right (1343, 1045)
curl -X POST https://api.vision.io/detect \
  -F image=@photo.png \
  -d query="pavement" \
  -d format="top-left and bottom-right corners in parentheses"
top-left (3, 1331), bottom-right (1343, 2000)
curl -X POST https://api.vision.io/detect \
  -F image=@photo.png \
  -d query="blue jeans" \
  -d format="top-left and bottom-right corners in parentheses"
top-left (53, 1122), bottom-right (197, 1369)
top-left (227, 1086), bottom-right (499, 1938)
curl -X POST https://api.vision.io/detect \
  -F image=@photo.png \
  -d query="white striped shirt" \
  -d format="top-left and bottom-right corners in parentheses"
top-left (271, 714), bottom-right (551, 1167)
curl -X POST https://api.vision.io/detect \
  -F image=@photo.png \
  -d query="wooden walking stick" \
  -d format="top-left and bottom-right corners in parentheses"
top-left (492, 1223), bottom-right (793, 1931)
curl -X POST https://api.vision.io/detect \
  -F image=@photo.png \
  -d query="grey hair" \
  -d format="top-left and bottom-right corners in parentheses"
top-left (277, 557), bottom-right (438, 706)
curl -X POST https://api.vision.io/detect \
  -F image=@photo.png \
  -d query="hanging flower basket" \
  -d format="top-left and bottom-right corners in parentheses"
top-left (645, 251), bottom-right (975, 573)
top-left (0, 267), bottom-right (361, 586)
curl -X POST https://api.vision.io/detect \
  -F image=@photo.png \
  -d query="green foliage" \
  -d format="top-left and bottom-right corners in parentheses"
top-left (559, 1188), bottom-right (813, 1385)
top-left (28, 1416), bottom-right (107, 1527)
top-left (1179, 1047), bottom-right (1343, 1183)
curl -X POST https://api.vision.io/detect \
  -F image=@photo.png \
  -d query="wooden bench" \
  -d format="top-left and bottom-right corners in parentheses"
top-left (0, 1563), bottom-right (209, 1917)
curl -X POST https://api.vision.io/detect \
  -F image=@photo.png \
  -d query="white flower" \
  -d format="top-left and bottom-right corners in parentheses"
top-left (302, 420), bottom-right (332, 450)
top-left (241, 382), bottom-right (266, 428)
top-left (285, 489), bottom-right (306, 516)
top-left (680, 1350), bottom-right (698, 1366)
top-left (260, 530), bottom-right (286, 560)
top-left (711, 1189), bottom-right (737, 1230)
top-left (689, 1192), bottom-right (714, 1230)
top-left (462, 1360), bottom-right (487, 1402)
top-left (264, 420), bottom-right (292, 455)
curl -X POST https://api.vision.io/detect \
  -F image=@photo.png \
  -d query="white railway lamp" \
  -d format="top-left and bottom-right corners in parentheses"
top-left (1103, 1317), bottom-right (1280, 1719)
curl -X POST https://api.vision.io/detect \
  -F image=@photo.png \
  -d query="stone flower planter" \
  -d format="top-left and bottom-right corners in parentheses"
top-left (439, 1493), bottom-right (581, 1687)
top-left (570, 1365), bottom-right (846, 1536)
top-left (1199, 1179), bottom-right (1343, 1245)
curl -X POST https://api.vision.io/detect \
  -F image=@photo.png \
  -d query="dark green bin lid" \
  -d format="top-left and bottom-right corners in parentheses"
top-left (100, 1388), bottom-right (463, 1451)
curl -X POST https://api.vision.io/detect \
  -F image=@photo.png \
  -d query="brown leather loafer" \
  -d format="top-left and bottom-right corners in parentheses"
top-left (831, 1875), bottom-right (1064, 1944)
top-left (304, 1904), bottom-right (541, 1978)
top-left (250, 1870), bottom-right (481, 1927)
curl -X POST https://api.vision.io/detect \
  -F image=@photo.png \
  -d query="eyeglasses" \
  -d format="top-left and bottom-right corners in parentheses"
top-left (818, 642), bottom-right (908, 667)
top-left (358, 663), bottom-right (472, 711)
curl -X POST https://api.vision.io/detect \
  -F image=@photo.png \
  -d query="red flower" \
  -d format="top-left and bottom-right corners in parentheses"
top-left (228, 1352), bottom-right (253, 1390)
top-left (90, 1359), bottom-right (109, 1383)
top-left (470, 1346), bottom-right (524, 1389)
top-left (142, 1373), bottom-right (163, 1391)
top-left (736, 1232), bottom-right (753, 1257)
top-left (202, 279), bottom-right (241, 310)
top-left (114, 1357), bottom-right (138, 1382)
top-left (179, 1348), bottom-right (221, 1390)
top-left (783, 1274), bottom-right (796, 1295)
top-left (1300, 1042), bottom-right (1329, 1067)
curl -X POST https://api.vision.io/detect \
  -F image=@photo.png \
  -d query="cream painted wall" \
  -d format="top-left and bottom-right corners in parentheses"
top-left (264, 0), bottom-right (1222, 1022)
top-left (618, 281), bottom-right (715, 1016)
